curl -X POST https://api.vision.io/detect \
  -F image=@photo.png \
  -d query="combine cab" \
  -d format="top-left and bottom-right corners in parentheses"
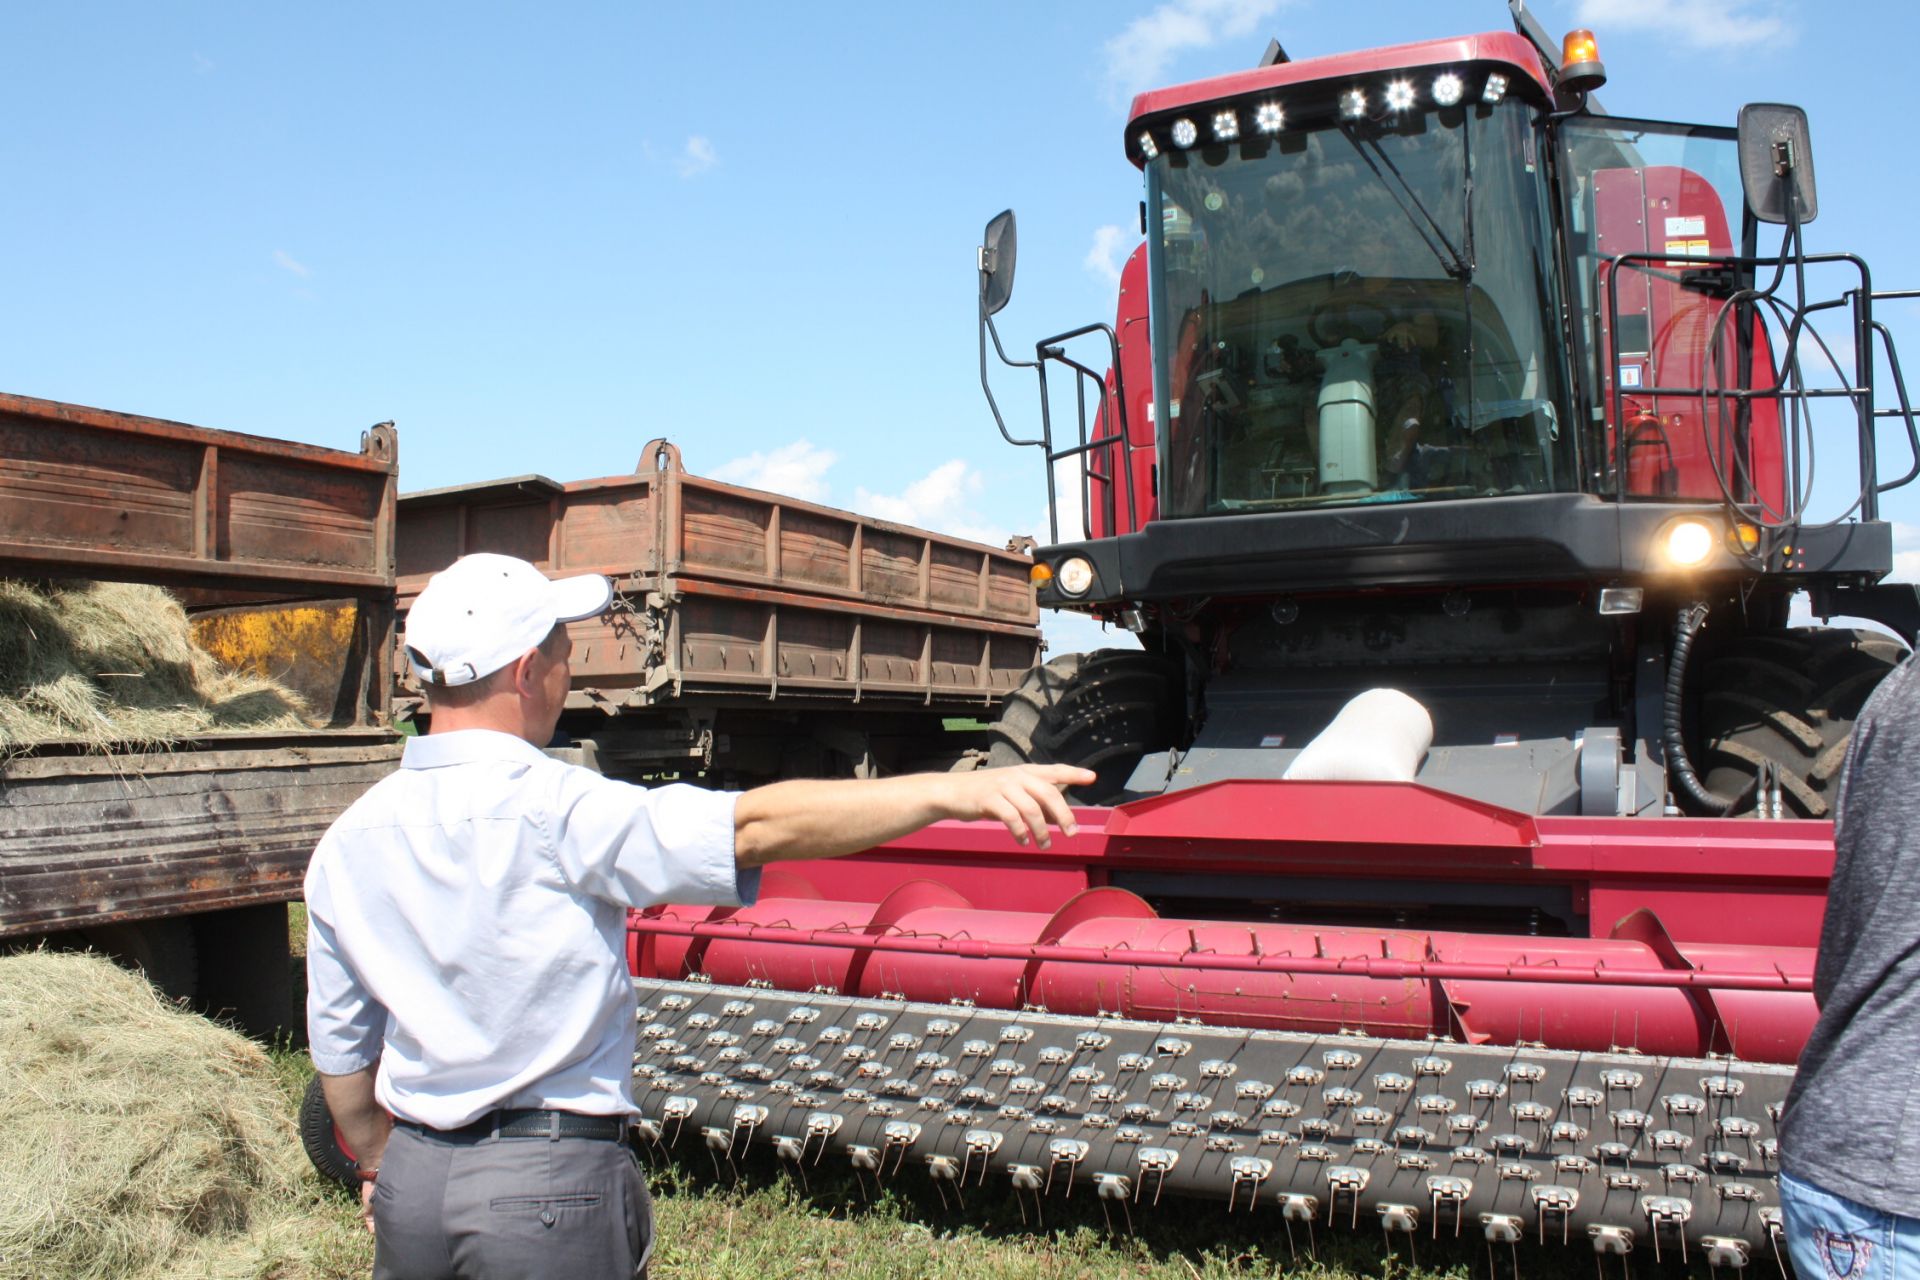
top-left (421, 5), bottom-right (1920, 1260)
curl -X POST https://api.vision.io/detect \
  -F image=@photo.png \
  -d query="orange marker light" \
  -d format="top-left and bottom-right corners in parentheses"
top-left (1557, 27), bottom-right (1607, 94)
top-left (1029, 563), bottom-right (1055, 585)
top-left (1562, 28), bottom-right (1600, 67)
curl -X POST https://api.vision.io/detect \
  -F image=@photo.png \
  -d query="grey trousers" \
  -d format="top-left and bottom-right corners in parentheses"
top-left (371, 1121), bottom-right (653, 1280)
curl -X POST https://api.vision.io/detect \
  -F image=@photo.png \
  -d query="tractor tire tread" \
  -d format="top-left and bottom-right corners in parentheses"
top-left (1700, 689), bottom-right (1823, 753)
top-left (985, 649), bottom-right (1181, 803)
top-left (1694, 627), bottom-right (1900, 818)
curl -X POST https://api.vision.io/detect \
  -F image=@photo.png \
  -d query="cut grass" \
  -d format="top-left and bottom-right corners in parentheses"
top-left (637, 1153), bottom-right (1449, 1280)
top-left (0, 579), bottom-right (309, 751)
top-left (0, 951), bottom-right (373, 1280)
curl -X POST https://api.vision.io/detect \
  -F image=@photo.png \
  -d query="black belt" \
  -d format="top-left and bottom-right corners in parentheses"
top-left (404, 1108), bottom-right (630, 1143)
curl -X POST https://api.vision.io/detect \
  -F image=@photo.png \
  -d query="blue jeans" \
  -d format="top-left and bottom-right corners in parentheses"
top-left (1783, 1170), bottom-right (1920, 1280)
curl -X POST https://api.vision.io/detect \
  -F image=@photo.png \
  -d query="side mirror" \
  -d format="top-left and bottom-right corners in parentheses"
top-left (1738, 103), bottom-right (1818, 225)
top-left (980, 210), bottom-right (1018, 317)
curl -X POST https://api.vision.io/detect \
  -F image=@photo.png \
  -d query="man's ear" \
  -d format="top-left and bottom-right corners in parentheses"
top-left (509, 649), bottom-right (542, 700)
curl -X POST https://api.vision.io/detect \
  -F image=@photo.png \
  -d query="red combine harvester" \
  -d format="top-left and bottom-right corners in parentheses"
top-left (635, 6), bottom-right (1917, 1258)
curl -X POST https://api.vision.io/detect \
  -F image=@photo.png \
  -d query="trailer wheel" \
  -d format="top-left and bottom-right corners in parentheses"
top-left (986, 649), bottom-right (1182, 803)
top-left (299, 1074), bottom-right (362, 1190)
top-left (1695, 627), bottom-right (1905, 818)
top-left (78, 918), bottom-right (199, 1002)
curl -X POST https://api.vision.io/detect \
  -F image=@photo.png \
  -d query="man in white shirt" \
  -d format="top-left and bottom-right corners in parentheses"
top-left (306, 553), bottom-right (1091, 1280)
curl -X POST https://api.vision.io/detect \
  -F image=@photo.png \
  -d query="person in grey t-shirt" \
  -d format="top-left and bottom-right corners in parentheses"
top-left (1780, 644), bottom-right (1920, 1276)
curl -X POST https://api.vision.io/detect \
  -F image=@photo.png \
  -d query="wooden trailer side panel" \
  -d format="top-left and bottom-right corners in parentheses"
top-left (395, 441), bottom-right (1042, 713)
top-left (0, 734), bottom-right (403, 938)
top-left (0, 392), bottom-right (397, 593)
top-left (0, 392), bottom-right (404, 945)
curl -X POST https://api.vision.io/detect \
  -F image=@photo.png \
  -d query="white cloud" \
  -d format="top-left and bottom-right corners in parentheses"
top-left (272, 249), bottom-right (311, 278)
top-left (708, 440), bottom-right (836, 502)
top-left (1085, 225), bottom-right (1132, 286)
top-left (1105, 0), bottom-right (1288, 98)
top-left (1573, 0), bottom-right (1787, 48)
top-left (1049, 453), bottom-right (1092, 542)
top-left (676, 136), bottom-right (719, 178)
top-left (856, 460), bottom-right (1005, 546)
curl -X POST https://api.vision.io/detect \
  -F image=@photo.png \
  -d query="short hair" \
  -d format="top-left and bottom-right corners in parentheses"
top-left (420, 623), bottom-right (568, 710)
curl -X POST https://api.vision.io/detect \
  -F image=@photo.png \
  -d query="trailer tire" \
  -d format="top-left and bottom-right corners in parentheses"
top-left (986, 649), bottom-right (1182, 803)
top-left (299, 1074), bottom-right (362, 1191)
top-left (1695, 626), bottom-right (1905, 818)
top-left (78, 917), bottom-right (199, 1002)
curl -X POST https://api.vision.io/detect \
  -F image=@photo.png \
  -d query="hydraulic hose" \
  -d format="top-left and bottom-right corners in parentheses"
top-left (1664, 602), bottom-right (1737, 814)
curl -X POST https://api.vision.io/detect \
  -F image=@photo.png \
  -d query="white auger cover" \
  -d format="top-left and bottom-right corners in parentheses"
top-left (1282, 688), bottom-right (1433, 784)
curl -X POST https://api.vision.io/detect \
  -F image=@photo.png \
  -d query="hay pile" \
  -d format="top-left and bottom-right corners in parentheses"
top-left (0, 951), bottom-right (370, 1280)
top-left (0, 581), bottom-right (309, 751)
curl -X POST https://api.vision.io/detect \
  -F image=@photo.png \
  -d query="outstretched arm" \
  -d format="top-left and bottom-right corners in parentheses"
top-left (733, 764), bottom-right (1095, 867)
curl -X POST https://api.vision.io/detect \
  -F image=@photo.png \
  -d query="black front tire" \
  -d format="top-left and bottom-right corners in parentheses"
top-left (1694, 626), bottom-right (1905, 818)
top-left (299, 1074), bottom-right (362, 1190)
top-left (985, 649), bottom-right (1183, 804)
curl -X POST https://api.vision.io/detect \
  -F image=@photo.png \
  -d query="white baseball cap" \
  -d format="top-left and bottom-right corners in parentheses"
top-left (404, 552), bottom-right (613, 688)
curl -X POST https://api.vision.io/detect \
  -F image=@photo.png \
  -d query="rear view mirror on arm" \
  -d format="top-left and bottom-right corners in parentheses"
top-left (980, 209), bottom-right (1018, 317)
top-left (1738, 103), bottom-right (1818, 225)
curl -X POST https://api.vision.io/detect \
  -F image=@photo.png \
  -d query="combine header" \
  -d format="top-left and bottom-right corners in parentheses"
top-left (621, 1), bottom-right (1916, 1261)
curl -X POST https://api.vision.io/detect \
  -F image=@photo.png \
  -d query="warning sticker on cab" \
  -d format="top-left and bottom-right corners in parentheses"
top-left (1665, 215), bottom-right (1706, 237)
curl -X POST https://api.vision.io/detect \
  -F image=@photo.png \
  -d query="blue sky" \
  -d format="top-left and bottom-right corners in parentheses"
top-left (5, 1), bottom-right (1916, 654)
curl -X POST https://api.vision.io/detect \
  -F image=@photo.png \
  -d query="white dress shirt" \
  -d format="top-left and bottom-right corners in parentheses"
top-left (304, 729), bottom-right (753, 1128)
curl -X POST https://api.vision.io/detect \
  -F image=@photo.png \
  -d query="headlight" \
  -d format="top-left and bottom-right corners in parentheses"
top-left (1055, 557), bottom-right (1096, 596)
top-left (1662, 518), bottom-right (1716, 568)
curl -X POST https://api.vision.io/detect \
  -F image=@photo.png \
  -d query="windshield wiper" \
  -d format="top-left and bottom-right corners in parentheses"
top-left (1339, 124), bottom-right (1473, 281)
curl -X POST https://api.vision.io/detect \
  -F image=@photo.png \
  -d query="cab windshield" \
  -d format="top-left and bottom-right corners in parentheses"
top-left (1147, 97), bottom-right (1572, 516)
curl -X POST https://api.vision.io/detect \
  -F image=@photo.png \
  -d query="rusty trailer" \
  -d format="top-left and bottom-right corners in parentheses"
top-left (0, 392), bottom-right (403, 1032)
top-left (396, 439), bottom-right (1042, 782)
